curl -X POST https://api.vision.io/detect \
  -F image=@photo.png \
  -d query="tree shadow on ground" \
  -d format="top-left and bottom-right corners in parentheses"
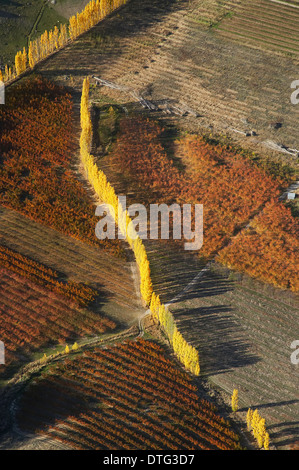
top-left (0, 371), bottom-right (92, 438)
top-left (174, 302), bottom-right (260, 376)
top-left (173, 269), bottom-right (234, 303)
top-left (147, 244), bottom-right (206, 304)
top-left (266, 419), bottom-right (299, 449)
top-left (0, 10), bottom-right (18, 19)
top-left (37, 0), bottom-right (190, 84)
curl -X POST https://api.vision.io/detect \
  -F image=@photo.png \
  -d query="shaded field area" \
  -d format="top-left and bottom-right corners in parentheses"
top-left (170, 265), bottom-right (299, 449)
top-left (0, 205), bottom-right (142, 325)
top-left (0, 265), bottom-right (116, 378)
top-left (34, 0), bottom-right (299, 161)
top-left (15, 339), bottom-right (241, 450)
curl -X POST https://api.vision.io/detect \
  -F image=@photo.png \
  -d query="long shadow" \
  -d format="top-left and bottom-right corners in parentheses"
top-left (0, 368), bottom-right (92, 439)
top-left (243, 400), bottom-right (299, 413)
top-left (0, 1), bottom-right (21, 6)
top-left (149, 255), bottom-right (233, 305)
top-left (38, 0), bottom-right (189, 81)
top-left (0, 10), bottom-right (18, 18)
top-left (147, 245), bottom-right (205, 303)
top-left (175, 270), bottom-right (234, 303)
top-left (266, 420), bottom-right (299, 449)
top-left (173, 303), bottom-right (260, 375)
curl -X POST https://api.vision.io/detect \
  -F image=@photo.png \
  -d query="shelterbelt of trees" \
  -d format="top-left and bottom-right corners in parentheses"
top-left (80, 78), bottom-right (200, 376)
top-left (0, 0), bottom-right (128, 84)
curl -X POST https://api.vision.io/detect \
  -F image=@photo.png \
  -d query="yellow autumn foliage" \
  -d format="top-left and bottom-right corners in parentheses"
top-left (247, 408), bottom-right (269, 450)
top-left (4, 0), bottom-right (128, 83)
top-left (79, 77), bottom-right (200, 377)
top-left (231, 389), bottom-right (239, 412)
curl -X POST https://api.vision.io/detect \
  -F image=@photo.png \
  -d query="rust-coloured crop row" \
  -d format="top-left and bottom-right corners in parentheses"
top-left (17, 339), bottom-right (241, 450)
top-left (217, 200), bottom-right (299, 292)
top-left (0, 77), bottom-right (122, 257)
top-left (111, 117), bottom-right (283, 258)
top-left (0, 267), bottom-right (116, 373)
top-left (110, 117), bottom-right (296, 292)
top-left (0, 244), bottom-right (99, 307)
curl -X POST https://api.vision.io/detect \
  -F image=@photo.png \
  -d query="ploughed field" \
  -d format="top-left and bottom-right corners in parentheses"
top-left (217, 0), bottom-right (299, 57)
top-left (36, 0), bottom-right (299, 159)
top-left (170, 265), bottom-right (299, 450)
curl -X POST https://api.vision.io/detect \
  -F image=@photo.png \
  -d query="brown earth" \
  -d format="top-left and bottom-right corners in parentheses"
top-left (32, 0), bottom-right (299, 166)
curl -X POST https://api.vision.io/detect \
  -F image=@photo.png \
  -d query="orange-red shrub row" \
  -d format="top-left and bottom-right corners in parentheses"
top-left (0, 244), bottom-right (98, 307)
top-left (0, 266), bottom-right (116, 374)
top-left (217, 200), bottom-right (299, 292)
top-left (110, 117), bottom-right (283, 257)
top-left (17, 339), bottom-right (241, 450)
top-left (0, 77), bottom-right (122, 256)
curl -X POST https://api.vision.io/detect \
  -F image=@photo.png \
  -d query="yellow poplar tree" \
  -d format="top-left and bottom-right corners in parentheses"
top-left (231, 389), bottom-right (239, 412)
top-left (251, 409), bottom-right (260, 441)
top-left (22, 47), bottom-right (27, 71)
top-left (264, 432), bottom-right (270, 450)
top-left (28, 42), bottom-right (35, 68)
top-left (246, 408), bottom-right (253, 431)
top-left (58, 24), bottom-right (68, 48)
top-left (257, 418), bottom-right (266, 448)
top-left (40, 353), bottom-right (47, 364)
top-left (15, 51), bottom-right (23, 76)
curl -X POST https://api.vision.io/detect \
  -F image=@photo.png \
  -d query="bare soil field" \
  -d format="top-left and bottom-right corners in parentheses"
top-left (170, 264), bottom-right (299, 450)
top-left (33, 0), bottom-right (299, 165)
top-left (217, 0), bottom-right (299, 57)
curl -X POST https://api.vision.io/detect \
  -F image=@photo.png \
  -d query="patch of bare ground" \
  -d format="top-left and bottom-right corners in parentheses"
top-left (170, 264), bottom-right (299, 450)
top-left (31, 0), bottom-right (299, 168)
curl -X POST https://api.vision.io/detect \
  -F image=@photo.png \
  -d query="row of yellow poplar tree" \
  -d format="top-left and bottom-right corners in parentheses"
top-left (80, 77), bottom-right (200, 376)
top-left (231, 389), bottom-right (270, 450)
top-left (0, 0), bottom-right (128, 83)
